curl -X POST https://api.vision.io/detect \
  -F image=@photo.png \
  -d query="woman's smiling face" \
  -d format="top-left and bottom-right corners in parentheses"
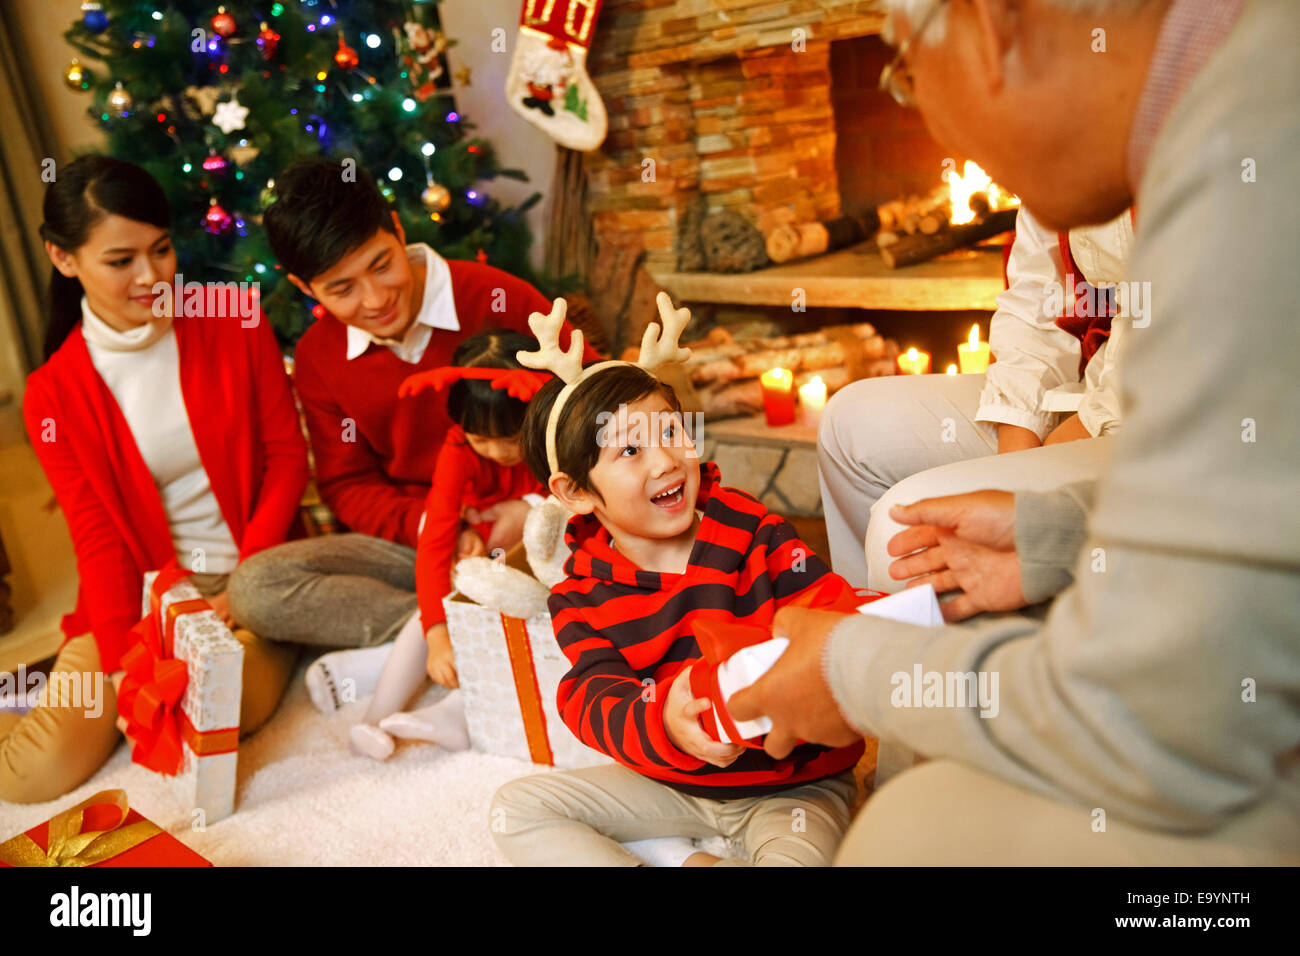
top-left (46, 213), bottom-right (176, 331)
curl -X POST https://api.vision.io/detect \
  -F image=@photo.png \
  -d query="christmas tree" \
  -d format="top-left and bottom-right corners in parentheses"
top-left (62, 0), bottom-right (540, 343)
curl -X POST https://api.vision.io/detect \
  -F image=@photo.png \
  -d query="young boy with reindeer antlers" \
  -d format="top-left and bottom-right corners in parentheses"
top-left (489, 294), bottom-right (869, 866)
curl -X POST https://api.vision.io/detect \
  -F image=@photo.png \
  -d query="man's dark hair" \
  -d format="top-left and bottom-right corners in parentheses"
top-left (263, 157), bottom-right (398, 282)
top-left (522, 364), bottom-right (682, 497)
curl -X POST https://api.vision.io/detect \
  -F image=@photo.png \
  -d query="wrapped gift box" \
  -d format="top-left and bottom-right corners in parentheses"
top-left (0, 789), bottom-right (210, 867)
top-left (444, 547), bottom-right (611, 770)
top-left (133, 571), bottom-right (243, 823)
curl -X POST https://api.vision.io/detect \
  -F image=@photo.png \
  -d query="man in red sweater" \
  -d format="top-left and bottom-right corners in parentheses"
top-left (228, 158), bottom-right (596, 668)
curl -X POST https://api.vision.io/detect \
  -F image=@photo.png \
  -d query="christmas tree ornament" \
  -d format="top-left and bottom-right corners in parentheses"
top-left (202, 151), bottom-right (230, 175)
top-left (400, 20), bottom-right (446, 101)
top-left (106, 82), bottom-right (133, 116)
top-left (506, 0), bottom-right (607, 151)
top-left (211, 6), bottom-right (237, 38)
top-left (257, 22), bottom-right (280, 60)
top-left (421, 181), bottom-right (451, 211)
top-left (64, 59), bottom-right (92, 92)
top-left (81, 2), bottom-right (109, 33)
top-left (212, 94), bottom-right (249, 133)
top-left (259, 178), bottom-right (276, 209)
top-left (203, 198), bottom-right (233, 235)
top-left (335, 33), bottom-right (360, 70)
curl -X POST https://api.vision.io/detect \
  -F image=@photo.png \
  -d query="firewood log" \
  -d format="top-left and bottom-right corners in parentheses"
top-left (880, 209), bottom-right (1018, 269)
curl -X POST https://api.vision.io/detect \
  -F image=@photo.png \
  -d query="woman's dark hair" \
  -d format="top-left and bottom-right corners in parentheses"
top-left (262, 157), bottom-right (398, 283)
top-left (447, 329), bottom-right (538, 438)
top-left (39, 155), bottom-right (171, 361)
top-left (522, 364), bottom-right (682, 495)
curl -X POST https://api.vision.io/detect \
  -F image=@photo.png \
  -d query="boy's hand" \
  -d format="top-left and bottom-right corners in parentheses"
top-left (663, 665), bottom-right (744, 768)
top-left (457, 527), bottom-right (487, 561)
top-left (425, 623), bottom-right (459, 688)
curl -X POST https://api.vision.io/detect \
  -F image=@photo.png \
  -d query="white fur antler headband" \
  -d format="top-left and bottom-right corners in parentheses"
top-left (517, 292), bottom-right (693, 477)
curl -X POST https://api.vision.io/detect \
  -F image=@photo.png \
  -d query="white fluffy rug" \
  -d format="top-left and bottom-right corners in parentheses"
top-left (0, 663), bottom-right (557, 866)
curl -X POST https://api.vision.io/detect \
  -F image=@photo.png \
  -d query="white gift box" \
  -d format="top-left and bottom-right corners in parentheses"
top-left (443, 573), bottom-right (610, 770)
top-left (140, 571), bottom-right (243, 823)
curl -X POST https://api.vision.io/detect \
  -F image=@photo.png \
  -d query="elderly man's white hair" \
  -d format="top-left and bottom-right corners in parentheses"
top-left (881, 0), bottom-right (1160, 46)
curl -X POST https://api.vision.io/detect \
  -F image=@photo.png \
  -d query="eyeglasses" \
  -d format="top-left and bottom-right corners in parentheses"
top-left (878, 0), bottom-right (950, 108)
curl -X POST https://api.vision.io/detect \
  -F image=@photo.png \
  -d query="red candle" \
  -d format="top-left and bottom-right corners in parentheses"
top-left (760, 367), bottom-right (796, 426)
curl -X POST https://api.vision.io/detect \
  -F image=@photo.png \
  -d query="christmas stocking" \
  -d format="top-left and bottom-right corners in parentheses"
top-left (506, 0), bottom-right (607, 152)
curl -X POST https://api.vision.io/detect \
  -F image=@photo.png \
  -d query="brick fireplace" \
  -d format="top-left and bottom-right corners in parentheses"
top-left (564, 1), bottom-right (1008, 514)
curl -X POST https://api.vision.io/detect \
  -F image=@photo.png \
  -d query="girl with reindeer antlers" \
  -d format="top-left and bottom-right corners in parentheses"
top-left (489, 293), bottom-right (870, 867)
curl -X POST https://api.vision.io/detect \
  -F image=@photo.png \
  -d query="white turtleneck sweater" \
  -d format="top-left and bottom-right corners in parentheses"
top-left (79, 299), bottom-right (240, 574)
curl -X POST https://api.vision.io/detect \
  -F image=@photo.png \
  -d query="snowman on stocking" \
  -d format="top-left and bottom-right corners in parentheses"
top-left (507, 0), bottom-right (607, 152)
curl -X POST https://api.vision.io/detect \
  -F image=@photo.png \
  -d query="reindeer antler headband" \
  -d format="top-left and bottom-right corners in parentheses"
top-left (516, 292), bottom-right (692, 477)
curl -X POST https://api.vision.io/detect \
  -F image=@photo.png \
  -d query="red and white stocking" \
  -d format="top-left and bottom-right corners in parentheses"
top-left (506, 0), bottom-right (607, 152)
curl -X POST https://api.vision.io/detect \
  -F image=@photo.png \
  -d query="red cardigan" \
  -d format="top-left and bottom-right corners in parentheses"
top-left (415, 426), bottom-right (542, 631)
top-left (23, 314), bottom-right (309, 672)
top-left (292, 259), bottom-right (598, 548)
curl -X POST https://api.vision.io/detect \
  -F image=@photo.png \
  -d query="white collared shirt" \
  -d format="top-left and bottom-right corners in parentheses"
top-left (344, 243), bottom-right (460, 363)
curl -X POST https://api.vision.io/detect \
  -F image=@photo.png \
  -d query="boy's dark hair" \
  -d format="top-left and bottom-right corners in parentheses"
top-left (522, 364), bottom-right (682, 496)
top-left (448, 329), bottom-right (536, 438)
top-left (263, 157), bottom-right (398, 282)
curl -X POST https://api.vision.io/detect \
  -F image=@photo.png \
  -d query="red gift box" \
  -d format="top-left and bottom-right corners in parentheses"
top-left (0, 789), bottom-right (210, 867)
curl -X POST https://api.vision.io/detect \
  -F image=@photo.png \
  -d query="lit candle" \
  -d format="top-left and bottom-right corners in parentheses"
top-left (799, 375), bottom-right (828, 431)
top-left (957, 324), bottom-right (991, 374)
top-left (897, 347), bottom-right (931, 375)
top-left (760, 367), bottom-right (797, 426)
top-left (946, 363), bottom-right (958, 375)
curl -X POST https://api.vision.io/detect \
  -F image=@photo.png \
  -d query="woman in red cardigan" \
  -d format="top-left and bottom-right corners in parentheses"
top-left (2, 156), bottom-right (309, 803)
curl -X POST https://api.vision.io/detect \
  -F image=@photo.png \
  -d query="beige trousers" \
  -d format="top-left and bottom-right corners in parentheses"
top-left (836, 759), bottom-right (1300, 866)
top-left (0, 573), bottom-right (297, 805)
top-left (491, 762), bottom-right (857, 866)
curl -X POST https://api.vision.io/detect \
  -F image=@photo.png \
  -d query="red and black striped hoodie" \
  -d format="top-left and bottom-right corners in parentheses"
top-left (549, 460), bottom-right (866, 799)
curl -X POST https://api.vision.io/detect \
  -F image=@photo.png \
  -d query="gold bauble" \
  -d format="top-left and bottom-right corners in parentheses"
top-left (106, 82), bottom-right (133, 116)
top-left (421, 183), bottom-right (451, 211)
top-left (64, 58), bottom-right (91, 92)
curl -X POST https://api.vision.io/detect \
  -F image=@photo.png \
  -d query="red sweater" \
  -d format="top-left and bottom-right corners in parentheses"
top-left (23, 314), bottom-right (309, 672)
top-left (549, 461), bottom-right (866, 799)
top-left (292, 259), bottom-right (598, 548)
top-left (415, 426), bottom-right (542, 631)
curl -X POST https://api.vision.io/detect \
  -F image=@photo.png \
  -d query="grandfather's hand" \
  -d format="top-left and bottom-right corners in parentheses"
top-left (727, 607), bottom-right (862, 760)
top-left (887, 490), bottom-right (1025, 621)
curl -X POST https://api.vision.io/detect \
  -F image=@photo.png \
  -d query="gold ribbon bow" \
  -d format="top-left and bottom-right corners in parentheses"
top-left (0, 789), bottom-right (161, 867)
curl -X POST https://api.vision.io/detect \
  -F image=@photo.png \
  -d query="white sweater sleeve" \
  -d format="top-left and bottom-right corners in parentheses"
top-left (976, 206), bottom-right (1082, 440)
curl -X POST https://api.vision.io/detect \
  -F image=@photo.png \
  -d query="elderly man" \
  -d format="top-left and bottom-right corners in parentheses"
top-left (730, 0), bottom-right (1300, 864)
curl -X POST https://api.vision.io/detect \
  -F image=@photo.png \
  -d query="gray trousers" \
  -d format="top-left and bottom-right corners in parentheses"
top-left (817, 373), bottom-right (1110, 591)
top-left (227, 533), bottom-right (417, 648)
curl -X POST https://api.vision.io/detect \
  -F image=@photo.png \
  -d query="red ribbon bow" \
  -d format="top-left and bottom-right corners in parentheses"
top-left (116, 565), bottom-right (202, 776)
top-left (398, 366), bottom-right (551, 402)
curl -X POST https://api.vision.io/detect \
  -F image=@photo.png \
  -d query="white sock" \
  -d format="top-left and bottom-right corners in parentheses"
top-left (362, 611), bottom-right (431, 724)
top-left (305, 643), bottom-right (391, 713)
top-left (349, 722), bottom-right (395, 761)
top-left (620, 837), bottom-right (700, 868)
top-left (378, 689), bottom-right (469, 751)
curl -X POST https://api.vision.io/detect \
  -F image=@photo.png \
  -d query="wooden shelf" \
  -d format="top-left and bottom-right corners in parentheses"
top-left (652, 241), bottom-right (1005, 312)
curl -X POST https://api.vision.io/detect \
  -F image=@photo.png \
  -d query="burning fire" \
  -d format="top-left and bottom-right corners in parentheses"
top-left (946, 160), bottom-right (1020, 225)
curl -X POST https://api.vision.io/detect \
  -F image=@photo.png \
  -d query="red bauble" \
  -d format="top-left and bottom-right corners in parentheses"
top-left (257, 22), bottom-right (280, 60)
top-left (202, 152), bottom-right (229, 175)
top-left (312, 304), bottom-right (329, 320)
top-left (334, 33), bottom-right (359, 70)
top-left (211, 7), bottom-right (236, 37)
top-left (204, 200), bottom-right (233, 235)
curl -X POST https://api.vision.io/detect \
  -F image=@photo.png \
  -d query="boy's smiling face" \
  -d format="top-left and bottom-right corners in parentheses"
top-left (552, 391), bottom-right (701, 568)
